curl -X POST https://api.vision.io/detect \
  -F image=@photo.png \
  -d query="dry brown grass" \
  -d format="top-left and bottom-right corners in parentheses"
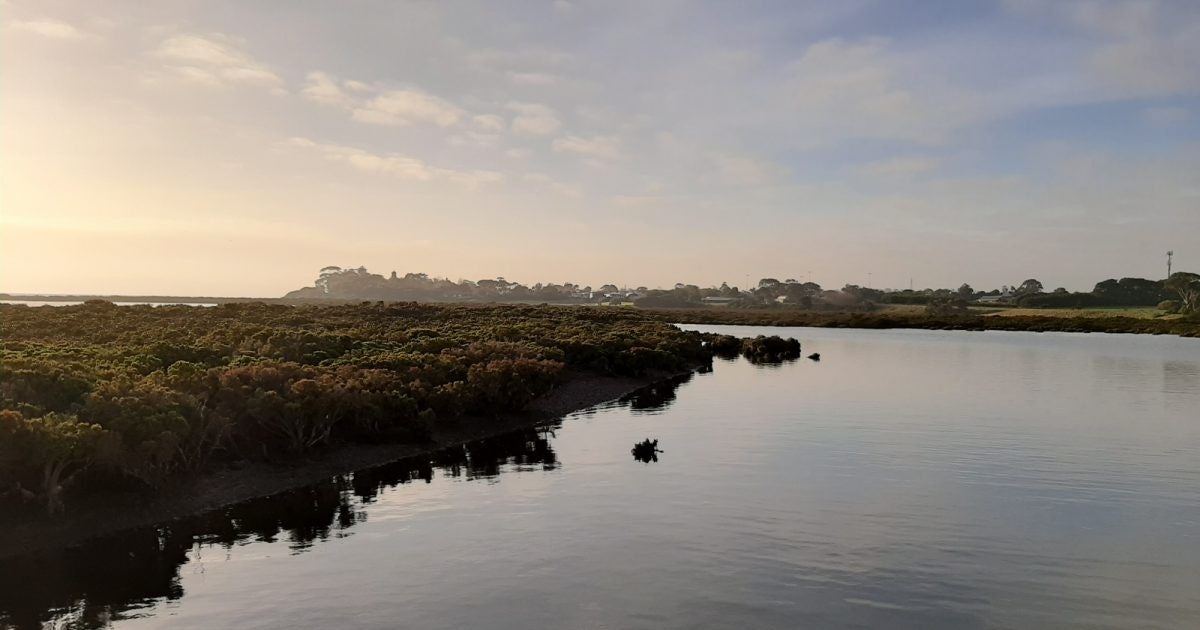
top-left (981, 307), bottom-right (1177, 320)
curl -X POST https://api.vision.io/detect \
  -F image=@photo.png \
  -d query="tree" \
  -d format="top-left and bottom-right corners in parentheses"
top-left (1165, 272), bottom-right (1200, 314)
top-left (315, 266), bottom-right (343, 293)
top-left (1091, 277), bottom-right (1167, 306)
top-left (1015, 279), bottom-right (1044, 296)
top-left (956, 283), bottom-right (974, 300)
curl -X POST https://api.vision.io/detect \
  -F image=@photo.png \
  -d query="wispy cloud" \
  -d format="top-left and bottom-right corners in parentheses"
top-left (707, 153), bottom-right (786, 186)
top-left (301, 71), bottom-right (355, 107)
top-left (287, 137), bottom-right (502, 188)
top-left (1006, 0), bottom-right (1200, 98)
top-left (553, 134), bottom-right (622, 161)
top-left (508, 102), bottom-right (562, 135)
top-left (468, 47), bottom-right (573, 70)
top-left (858, 156), bottom-right (941, 181)
top-left (353, 89), bottom-right (463, 127)
top-left (521, 172), bottom-right (580, 197)
top-left (472, 114), bottom-right (506, 132)
top-left (782, 38), bottom-right (987, 146)
top-left (8, 18), bottom-right (89, 40)
top-left (154, 33), bottom-right (284, 92)
top-left (508, 72), bottom-right (557, 86)
top-left (303, 71), bottom-right (465, 127)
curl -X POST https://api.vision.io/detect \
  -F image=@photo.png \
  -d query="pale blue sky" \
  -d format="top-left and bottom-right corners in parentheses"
top-left (2, 0), bottom-right (1197, 295)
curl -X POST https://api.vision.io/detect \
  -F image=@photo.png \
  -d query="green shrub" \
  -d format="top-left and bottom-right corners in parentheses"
top-left (0, 302), bottom-right (727, 510)
top-left (0, 410), bottom-right (105, 514)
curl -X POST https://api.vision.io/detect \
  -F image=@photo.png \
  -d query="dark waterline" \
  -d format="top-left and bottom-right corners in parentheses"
top-left (1, 326), bottom-right (1197, 629)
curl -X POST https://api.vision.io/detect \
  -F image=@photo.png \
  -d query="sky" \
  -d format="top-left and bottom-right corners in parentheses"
top-left (2, 0), bottom-right (1199, 296)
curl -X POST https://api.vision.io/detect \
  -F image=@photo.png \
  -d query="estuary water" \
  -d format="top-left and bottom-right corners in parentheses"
top-left (2, 326), bottom-right (1198, 629)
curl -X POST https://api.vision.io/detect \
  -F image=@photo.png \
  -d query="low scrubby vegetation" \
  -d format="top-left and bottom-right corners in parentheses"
top-left (0, 301), bottom-right (724, 515)
top-left (702, 334), bottom-right (803, 363)
top-left (738, 336), bottom-right (803, 363)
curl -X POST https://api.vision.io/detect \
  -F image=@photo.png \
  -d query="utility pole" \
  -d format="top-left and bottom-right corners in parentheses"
top-left (1167, 251), bottom-right (1173, 278)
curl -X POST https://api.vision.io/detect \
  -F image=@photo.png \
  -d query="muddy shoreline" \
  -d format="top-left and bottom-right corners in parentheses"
top-left (0, 369), bottom-right (692, 560)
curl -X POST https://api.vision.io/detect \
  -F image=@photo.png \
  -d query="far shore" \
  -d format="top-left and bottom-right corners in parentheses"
top-left (6, 295), bottom-right (1194, 338)
top-left (642, 307), bottom-right (1200, 338)
top-left (0, 368), bottom-right (694, 561)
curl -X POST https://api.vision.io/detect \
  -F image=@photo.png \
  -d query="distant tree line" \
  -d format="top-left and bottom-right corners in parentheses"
top-left (286, 267), bottom-right (1199, 315)
top-left (994, 273), bottom-right (1199, 312)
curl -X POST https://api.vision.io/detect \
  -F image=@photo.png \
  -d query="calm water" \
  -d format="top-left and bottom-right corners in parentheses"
top-left (2, 326), bottom-right (1198, 629)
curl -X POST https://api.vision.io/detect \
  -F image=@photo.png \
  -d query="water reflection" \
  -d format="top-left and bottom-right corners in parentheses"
top-left (619, 372), bottom-right (693, 413)
top-left (0, 375), bottom-right (692, 630)
top-left (1163, 360), bottom-right (1200, 394)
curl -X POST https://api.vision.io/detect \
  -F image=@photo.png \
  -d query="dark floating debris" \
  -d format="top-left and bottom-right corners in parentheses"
top-left (807, 352), bottom-right (821, 361)
top-left (631, 438), bottom-right (662, 463)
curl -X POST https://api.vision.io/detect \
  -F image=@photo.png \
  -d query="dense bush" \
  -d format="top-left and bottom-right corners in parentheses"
top-left (0, 410), bottom-right (105, 515)
top-left (925, 298), bottom-right (970, 316)
top-left (0, 302), bottom-right (718, 513)
top-left (706, 334), bottom-right (743, 359)
top-left (740, 336), bottom-right (802, 363)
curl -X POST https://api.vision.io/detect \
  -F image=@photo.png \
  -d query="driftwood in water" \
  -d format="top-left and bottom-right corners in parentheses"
top-left (631, 438), bottom-right (661, 463)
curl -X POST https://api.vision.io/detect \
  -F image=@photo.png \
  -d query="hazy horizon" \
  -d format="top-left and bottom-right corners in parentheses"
top-left (3, 0), bottom-right (1198, 296)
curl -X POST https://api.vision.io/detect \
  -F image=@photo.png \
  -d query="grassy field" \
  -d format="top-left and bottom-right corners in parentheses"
top-left (977, 306), bottom-right (1177, 320)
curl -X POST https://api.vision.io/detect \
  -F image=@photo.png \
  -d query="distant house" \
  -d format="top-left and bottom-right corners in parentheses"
top-left (977, 291), bottom-right (1014, 304)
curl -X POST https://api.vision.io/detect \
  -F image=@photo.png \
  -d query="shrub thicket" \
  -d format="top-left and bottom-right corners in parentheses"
top-left (0, 302), bottom-right (718, 513)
